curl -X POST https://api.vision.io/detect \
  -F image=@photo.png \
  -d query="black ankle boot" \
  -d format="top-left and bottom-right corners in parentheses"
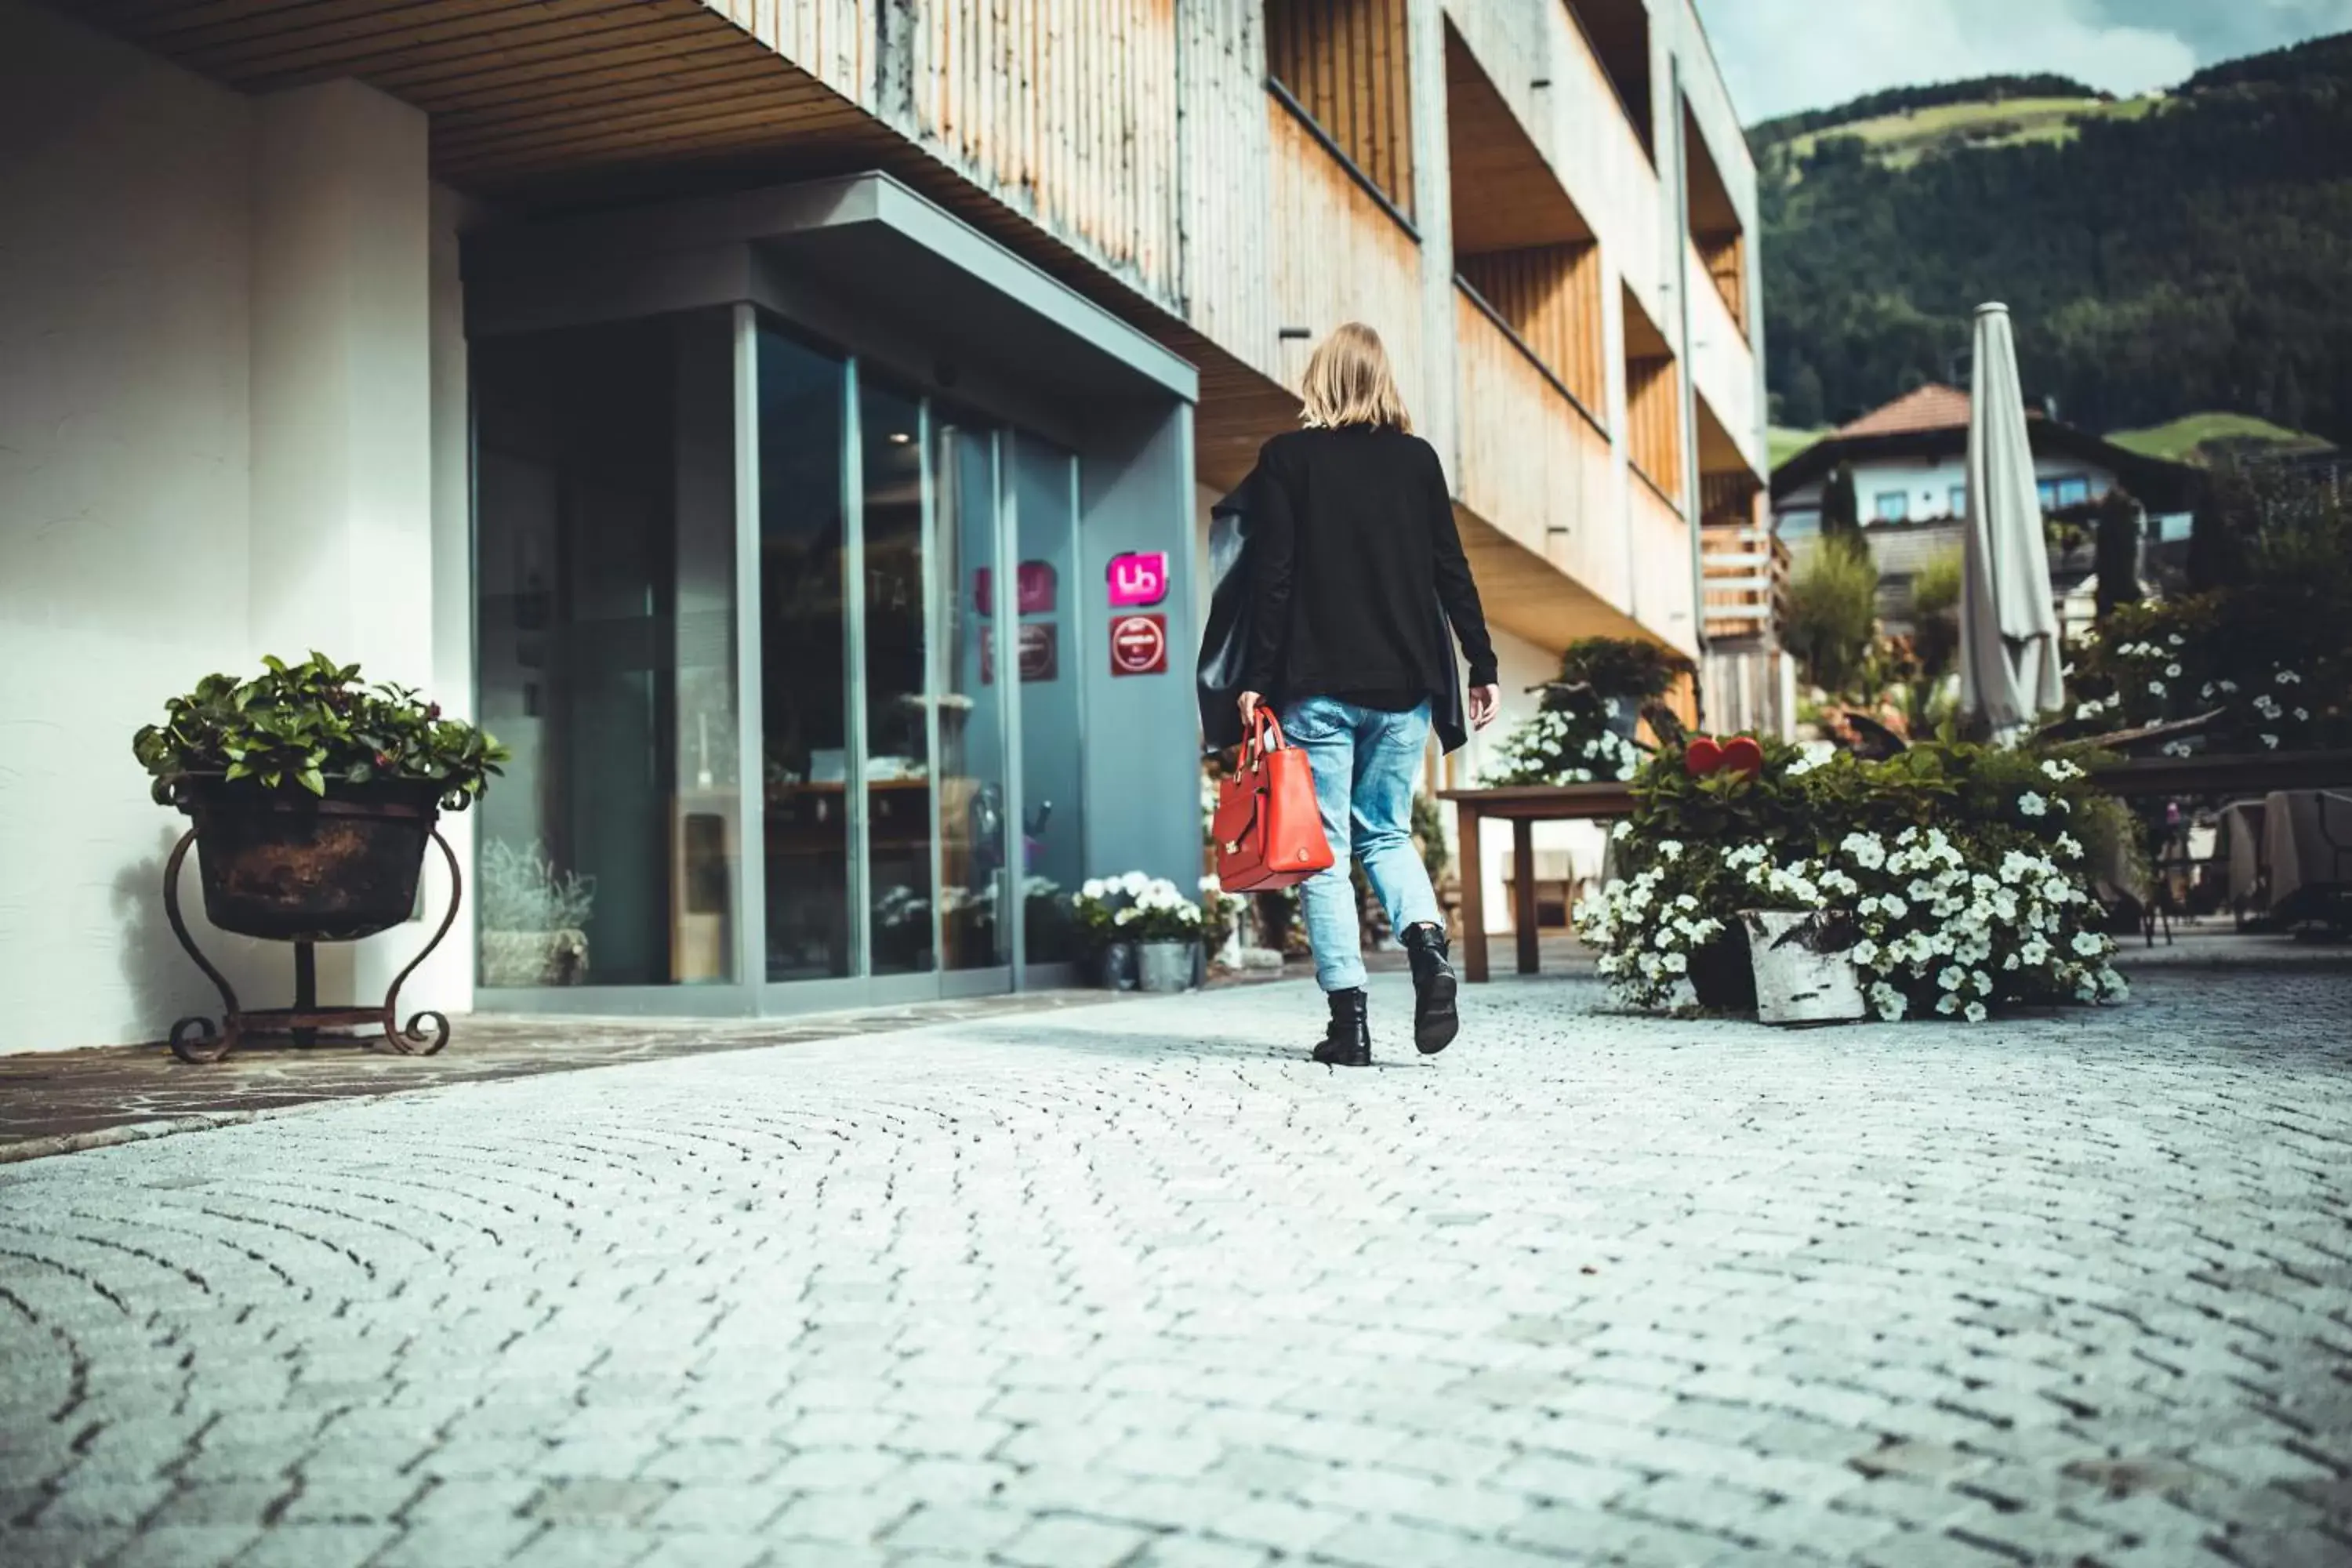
top-left (1402, 923), bottom-right (1460, 1055)
top-left (1313, 988), bottom-right (1371, 1066)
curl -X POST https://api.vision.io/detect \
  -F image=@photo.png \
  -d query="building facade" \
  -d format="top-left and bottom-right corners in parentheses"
top-left (0, 0), bottom-right (1762, 1051)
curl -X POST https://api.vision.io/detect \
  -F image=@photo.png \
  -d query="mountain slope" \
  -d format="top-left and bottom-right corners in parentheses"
top-left (1758, 42), bottom-right (2352, 449)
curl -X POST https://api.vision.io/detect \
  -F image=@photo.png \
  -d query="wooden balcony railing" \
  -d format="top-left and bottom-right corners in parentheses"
top-left (1701, 521), bottom-right (1789, 644)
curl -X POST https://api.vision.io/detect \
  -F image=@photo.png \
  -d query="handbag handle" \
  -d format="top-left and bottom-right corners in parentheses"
top-left (1243, 708), bottom-right (1288, 768)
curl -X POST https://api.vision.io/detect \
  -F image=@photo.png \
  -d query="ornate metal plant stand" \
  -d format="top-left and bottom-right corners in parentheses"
top-left (162, 826), bottom-right (463, 1064)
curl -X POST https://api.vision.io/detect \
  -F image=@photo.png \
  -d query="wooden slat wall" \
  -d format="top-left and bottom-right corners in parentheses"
top-left (1265, 0), bottom-right (1414, 218)
top-left (1454, 292), bottom-right (1624, 614)
top-left (1456, 243), bottom-right (1604, 415)
top-left (1269, 97), bottom-right (1425, 423)
top-left (1701, 470), bottom-right (1758, 528)
top-left (1182, 0), bottom-right (1280, 381)
top-left (1698, 230), bottom-right (1744, 334)
top-left (1625, 353), bottom-right (1682, 503)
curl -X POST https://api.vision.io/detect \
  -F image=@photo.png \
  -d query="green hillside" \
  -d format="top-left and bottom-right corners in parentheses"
top-left (1757, 39), bottom-right (2352, 450)
top-left (2104, 411), bottom-right (2332, 464)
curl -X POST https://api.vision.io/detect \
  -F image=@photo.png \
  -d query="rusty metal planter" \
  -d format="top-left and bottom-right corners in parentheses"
top-left (162, 777), bottom-right (463, 1064)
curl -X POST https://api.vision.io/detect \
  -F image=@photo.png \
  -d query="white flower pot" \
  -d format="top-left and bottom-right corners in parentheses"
top-left (1740, 910), bottom-right (1866, 1025)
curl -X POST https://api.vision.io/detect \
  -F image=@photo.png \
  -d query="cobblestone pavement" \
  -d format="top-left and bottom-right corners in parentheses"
top-left (0, 993), bottom-right (1120, 1164)
top-left (4, 967), bottom-right (2351, 1568)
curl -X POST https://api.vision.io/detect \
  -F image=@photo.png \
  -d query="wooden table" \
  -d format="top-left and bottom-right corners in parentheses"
top-left (1438, 750), bottom-right (2352, 985)
top-left (1438, 782), bottom-right (1634, 983)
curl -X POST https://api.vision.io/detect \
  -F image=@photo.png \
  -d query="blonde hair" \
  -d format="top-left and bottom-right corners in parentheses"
top-left (1298, 322), bottom-right (1412, 433)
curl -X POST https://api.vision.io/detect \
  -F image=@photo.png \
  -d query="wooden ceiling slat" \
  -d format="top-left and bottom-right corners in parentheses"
top-left (135, 0), bottom-right (529, 53)
top-left (174, 0), bottom-right (694, 85)
top-left (432, 72), bottom-right (837, 161)
top-left (343, 15), bottom-right (742, 105)
top-left (379, 34), bottom-right (757, 111)
top-left (426, 56), bottom-right (811, 134)
top-left (441, 100), bottom-right (876, 179)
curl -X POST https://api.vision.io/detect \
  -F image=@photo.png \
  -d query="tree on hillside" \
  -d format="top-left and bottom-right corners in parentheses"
top-left (2094, 488), bottom-right (2145, 614)
top-left (1758, 44), bottom-right (2352, 448)
top-left (1820, 465), bottom-right (1863, 556)
top-left (1783, 361), bottom-right (1826, 430)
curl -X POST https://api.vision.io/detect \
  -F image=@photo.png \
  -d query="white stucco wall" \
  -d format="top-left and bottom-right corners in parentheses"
top-left (1444, 625), bottom-right (1607, 936)
top-left (0, 2), bottom-right (275, 1054)
top-left (0, 2), bottom-right (452, 1054)
top-left (1778, 451), bottom-right (2116, 532)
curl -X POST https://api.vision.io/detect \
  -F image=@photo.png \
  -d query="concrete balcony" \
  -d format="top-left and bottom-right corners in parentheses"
top-left (1686, 239), bottom-right (1762, 475)
top-left (1450, 286), bottom-right (1704, 659)
top-left (1265, 93), bottom-right (1428, 418)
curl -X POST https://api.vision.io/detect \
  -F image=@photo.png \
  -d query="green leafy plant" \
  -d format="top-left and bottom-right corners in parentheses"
top-left (1552, 637), bottom-right (1695, 703)
top-left (133, 652), bottom-right (506, 809)
top-left (1785, 543), bottom-right (1879, 696)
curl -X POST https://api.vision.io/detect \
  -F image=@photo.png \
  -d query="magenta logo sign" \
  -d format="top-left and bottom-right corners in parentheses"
top-left (1107, 551), bottom-right (1170, 608)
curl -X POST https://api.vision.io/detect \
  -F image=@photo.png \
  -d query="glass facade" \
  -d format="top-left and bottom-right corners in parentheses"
top-left (477, 308), bottom-right (1093, 1002)
top-left (757, 327), bottom-right (853, 982)
top-left (1011, 436), bottom-right (1087, 964)
top-left (472, 311), bottom-right (740, 989)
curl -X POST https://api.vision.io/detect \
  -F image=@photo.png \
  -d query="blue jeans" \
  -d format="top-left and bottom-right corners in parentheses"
top-left (1281, 696), bottom-right (1444, 993)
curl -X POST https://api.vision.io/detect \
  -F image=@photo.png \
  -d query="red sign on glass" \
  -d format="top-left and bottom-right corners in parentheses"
top-left (975, 561), bottom-right (1057, 616)
top-left (1107, 550), bottom-right (1171, 608)
top-left (981, 622), bottom-right (1058, 684)
top-left (1109, 612), bottom-right (1167, 677)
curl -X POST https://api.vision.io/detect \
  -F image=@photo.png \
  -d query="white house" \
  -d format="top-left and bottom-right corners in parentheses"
top-left (1771, 384), bottom-right (2201, 632)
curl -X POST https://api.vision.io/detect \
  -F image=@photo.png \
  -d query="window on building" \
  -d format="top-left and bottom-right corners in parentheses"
top-left (1265, 0), bottom-right (1415, 219)
top-left (1682, 106), bottom-right (1746, 336)
top-left (1949, 485), bottom-right (1967, 516)
top-left (1446, 25), bottom-right (1605, 412)
top-left (1561, 0), bottom-right (1653, 158)
top-left (1621, 284), bottom-right (1680, 499)
top-left (2036, 479), bottom-right (2058, 510)
top-left (1875, 492), bottom-right (1907, 522)
top-left (2055, 475), bottom-right (2090, 507)
top-left (1777, 510), bottom-right (1820, 538)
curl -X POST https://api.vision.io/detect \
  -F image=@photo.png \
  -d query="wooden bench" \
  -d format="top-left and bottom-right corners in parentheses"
top-left (1439, 749), bottom-right (2352, 985)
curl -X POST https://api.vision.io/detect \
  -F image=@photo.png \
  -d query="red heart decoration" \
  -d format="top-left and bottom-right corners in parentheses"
top-left (1721, 735), bottom-right (1764, 778)
top-left (1684, 735), bottom-right (1724, 777)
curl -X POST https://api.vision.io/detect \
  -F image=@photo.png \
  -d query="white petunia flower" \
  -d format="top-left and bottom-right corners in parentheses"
top-left (1963, 1001), bottom-right (1988, 1024)
top-left (2017, 792), bottom-right (2049, 818)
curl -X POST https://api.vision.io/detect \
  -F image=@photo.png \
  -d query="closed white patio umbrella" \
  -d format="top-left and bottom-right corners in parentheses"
top-left (1958, 302), bottom-right (2063, 742)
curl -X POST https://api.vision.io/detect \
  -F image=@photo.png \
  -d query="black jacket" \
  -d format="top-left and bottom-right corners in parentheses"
top-left (1197, 426), bottom-right (1497, 754)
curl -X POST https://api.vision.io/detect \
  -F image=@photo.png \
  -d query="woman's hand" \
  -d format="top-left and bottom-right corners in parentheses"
top-left (1238, 691), bottom-right (1263, 729)
top-left (1468, 684), bottom-right (1500, 730)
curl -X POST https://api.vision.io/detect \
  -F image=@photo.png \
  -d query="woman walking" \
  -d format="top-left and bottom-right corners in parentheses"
top-left (1219, 323), bottom-right (1499, 1066)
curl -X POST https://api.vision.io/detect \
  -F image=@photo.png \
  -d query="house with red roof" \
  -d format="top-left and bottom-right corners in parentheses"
top-left (1770, 384), bottom-right (2201, 633)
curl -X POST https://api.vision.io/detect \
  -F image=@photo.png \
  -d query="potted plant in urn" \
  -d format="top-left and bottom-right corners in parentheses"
top-left (132, 652), bottom-right (506, 1060)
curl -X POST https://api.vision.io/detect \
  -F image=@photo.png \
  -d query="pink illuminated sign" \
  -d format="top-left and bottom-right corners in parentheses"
top-left (1107, 551), bottom-right (1170, 608)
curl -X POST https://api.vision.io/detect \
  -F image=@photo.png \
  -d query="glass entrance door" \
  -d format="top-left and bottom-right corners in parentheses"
top-left (751, 320), bottom-right (1037, 1002)
top-left (935, 412), bottom-right (1013, 977)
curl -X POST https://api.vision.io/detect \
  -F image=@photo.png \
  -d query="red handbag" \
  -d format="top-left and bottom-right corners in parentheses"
top-left (1213, 710), bottom-right (1336, 891)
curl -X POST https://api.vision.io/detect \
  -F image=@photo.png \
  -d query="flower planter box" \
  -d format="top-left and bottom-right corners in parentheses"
top-left (1741, 909), bottom-right (1867, 1025)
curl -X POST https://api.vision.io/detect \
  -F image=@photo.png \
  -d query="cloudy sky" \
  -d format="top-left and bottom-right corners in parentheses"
top-left (1692, 0), bottom-right (2352, 125)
